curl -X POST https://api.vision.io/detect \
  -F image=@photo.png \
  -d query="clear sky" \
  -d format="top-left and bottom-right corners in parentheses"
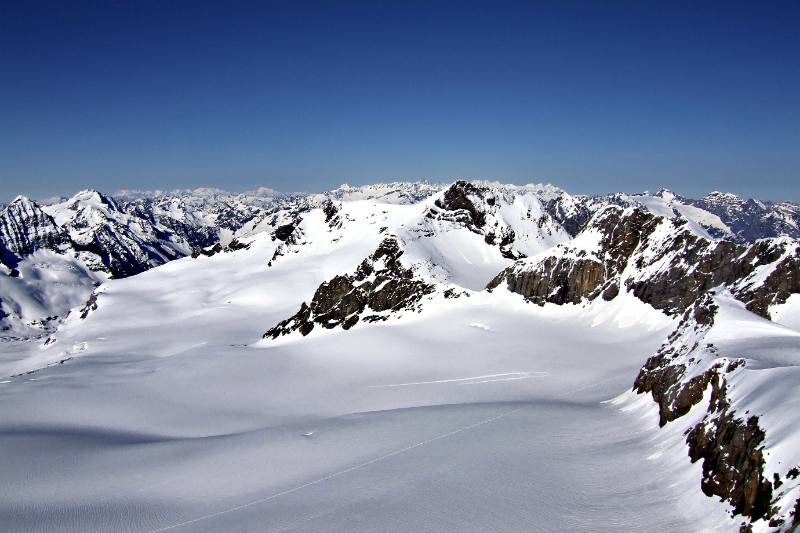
top-left (2, 0), bottom-right (798, 202)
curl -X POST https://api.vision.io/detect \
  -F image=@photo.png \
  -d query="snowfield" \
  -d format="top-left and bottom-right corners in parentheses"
top-left (1, 182), bottom-right (798, 531)
top-left (0, 285), bottom-right (735, 531)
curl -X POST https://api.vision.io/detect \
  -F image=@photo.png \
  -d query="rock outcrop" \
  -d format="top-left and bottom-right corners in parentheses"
top-left (191, 238), bottom-right (251, 258)
top-left (633, 296), bottom-right (778, 523)
top-left (492, 206), bottom-right (800, 318)
top-left (489, 256), bottom-right (605, 305)
top-left (264, 238), bottom-right (435, 338)
top-left (430, 180), bottom-right (488, 230)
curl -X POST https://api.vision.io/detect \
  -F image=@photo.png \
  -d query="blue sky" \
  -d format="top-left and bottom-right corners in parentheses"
top-left (1, 0), bottom-right (798, 201)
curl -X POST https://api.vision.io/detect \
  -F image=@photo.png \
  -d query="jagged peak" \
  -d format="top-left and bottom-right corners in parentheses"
top-left (66, 189), bottom-right (119, 212)
top-left (6, 195), bottom-right (40, 210)
top-left (1, 196), bottom-right (55, 224)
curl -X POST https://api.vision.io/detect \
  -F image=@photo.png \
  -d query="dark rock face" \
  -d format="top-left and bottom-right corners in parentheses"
top-left (490, 207), bottom-right (659, 306)
top-left (273, 221), bottom-right (300, 242)
top-left (432, 180), bottom-right (487, 230)
top-left (191, 238), bottom-right (251, 258)
top-left (268, 217), bottom-right (306, 267)
top-left (78, 293), bottom-right (98, 320)
top-left (541, 197), bottom-right (591, 237)
top-left (423, 181), bottom-right (540, 260)
top-left (633, 299), bottom-right (717, 425)
top-left (733, 239), bottom-right (800, 318)
top-left (629, 237), bottom-right (800, 318)
top-left (322, 200), bottom-right (342, 229)
top-left (596, 208), bottom-right (660, 278)
top-left (491, 257), bottom-right (605, 305)
top-left (687, 409), bottom-right (773, 520)
top-left (264, 238), bottom-right (435, 338)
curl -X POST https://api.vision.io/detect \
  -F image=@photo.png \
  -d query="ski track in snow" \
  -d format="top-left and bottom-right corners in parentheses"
top-left (141, 373), bottom-right (652, 532)
top-left (144, 405), bottom-right (527, 532)
top-left (367, 371), bottom-right (547, 387)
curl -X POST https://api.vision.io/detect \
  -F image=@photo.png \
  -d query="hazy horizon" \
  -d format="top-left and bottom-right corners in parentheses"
top-left (5, 177), bottom-right (800, 206)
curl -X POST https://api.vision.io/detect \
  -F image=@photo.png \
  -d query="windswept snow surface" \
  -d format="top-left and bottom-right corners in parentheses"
top-left (0, 200), bottom-right (741, 532)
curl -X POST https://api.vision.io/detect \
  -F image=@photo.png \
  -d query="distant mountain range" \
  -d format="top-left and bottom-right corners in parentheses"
top-left (2, 180), bottom-right (800, 531)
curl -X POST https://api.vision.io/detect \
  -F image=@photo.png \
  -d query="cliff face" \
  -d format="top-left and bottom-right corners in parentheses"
top-left (493, 256), bottom-right (606, 305)
top-left (432, 180), bottom-right (488, 230)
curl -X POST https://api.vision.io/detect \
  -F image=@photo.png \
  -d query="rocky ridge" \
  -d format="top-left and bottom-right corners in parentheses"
top-left (633, 293), bottom-right (800, 530)
top-left (490, 206), bottom-right (800, 318)
top-left (0, 196), bottom-right (70, 269)
top-left (489, 205), bottom-right (800, 530)
top-left (264, 237), bottom-right (435, 338)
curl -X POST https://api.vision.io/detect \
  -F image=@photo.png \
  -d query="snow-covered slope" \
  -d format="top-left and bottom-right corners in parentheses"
top-left (0, 250), bottom-right (103, 340)
top-left (2, 180), bottom-right (800, 532)
top-left (490, 204), bottom-right (800, 529)
top-left (632, 292), bottom-right (800, 530)
top-left (0, 204), bottom-right (739, 532)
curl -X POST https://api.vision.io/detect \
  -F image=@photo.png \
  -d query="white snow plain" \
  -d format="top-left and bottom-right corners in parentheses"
top-left (0, 198), bottom-right (746, 532)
